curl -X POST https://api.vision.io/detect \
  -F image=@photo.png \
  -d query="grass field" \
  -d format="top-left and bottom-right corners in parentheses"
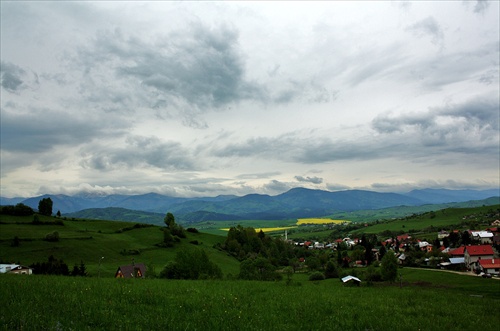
top-left (0, 214), bottom-right (240, 277)
top-left (1, 268), bottom-right (499, 331)
top-left (297, 218), bottom-right (348, 225)
top-left (353, 205), bottom-right (500, 235)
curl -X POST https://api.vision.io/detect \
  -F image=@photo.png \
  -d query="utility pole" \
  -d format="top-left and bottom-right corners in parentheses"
top-left (98, 256), bottom-right (104, 278)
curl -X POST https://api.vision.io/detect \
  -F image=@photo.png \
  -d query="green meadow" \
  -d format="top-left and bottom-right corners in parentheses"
top-left (1, 269), bottom-right (499, 331)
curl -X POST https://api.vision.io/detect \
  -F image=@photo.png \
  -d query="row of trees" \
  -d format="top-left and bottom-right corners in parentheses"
top-left (29, 256), bottom-right (87, 276)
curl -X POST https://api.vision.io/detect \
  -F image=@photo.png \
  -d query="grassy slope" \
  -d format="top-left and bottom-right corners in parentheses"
top-left (352, 204), bottom-right (500, 235)
top-left (0, 214), bottom-right (240, 277)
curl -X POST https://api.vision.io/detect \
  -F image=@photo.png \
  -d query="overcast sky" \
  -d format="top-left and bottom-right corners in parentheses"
top-left (1, 1), bottom-right (499, 198)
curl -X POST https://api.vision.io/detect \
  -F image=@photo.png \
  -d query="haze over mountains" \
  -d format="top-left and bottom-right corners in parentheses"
top-left (1, 188), bottom-right (498, 221)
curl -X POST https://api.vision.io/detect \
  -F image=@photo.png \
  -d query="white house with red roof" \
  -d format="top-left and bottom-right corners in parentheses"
top-left (478, 259), bottom-right (500, 275)
top-left (464, 245), bottom-right (495, 271)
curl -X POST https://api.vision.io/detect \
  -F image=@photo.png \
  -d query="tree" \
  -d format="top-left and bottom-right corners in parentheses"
top-left (38, 197), bottom-right (53, 216)
top-left (164, 212), bottom-right (175, 228)
top-left (238, 257), bottom-right (282, 281)
top-left (159, 248), bottom-right (222, 280)
top-left (56, 210), bottom-right (61, 217)
top-left (324, 260), bottom-right (339, 279)
top-left (380, 252), bottom-right (398, 282)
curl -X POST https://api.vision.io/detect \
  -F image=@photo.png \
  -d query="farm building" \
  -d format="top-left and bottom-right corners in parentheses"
top-left (478, 259), bottom-right (500, 275)
top-left (341, 275), bottom-right (361, 286)
top-left (0, 264), bottom-right (33, 275)
top-left (464, 245), bottom-right (495, 271)
top-left (115, 263), bottom-right (146, 279)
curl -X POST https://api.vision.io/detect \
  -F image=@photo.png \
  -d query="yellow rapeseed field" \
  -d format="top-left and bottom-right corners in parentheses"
top-left (296, 218), bottom-right (349, 225)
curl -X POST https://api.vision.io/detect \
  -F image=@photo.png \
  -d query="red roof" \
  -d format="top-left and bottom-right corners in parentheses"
top-left (449, 246), bottom-right (465, 256)
top-left (478, 259), bottom-right (500, 269)
top-left (464, 245), bottom-right (494, 256)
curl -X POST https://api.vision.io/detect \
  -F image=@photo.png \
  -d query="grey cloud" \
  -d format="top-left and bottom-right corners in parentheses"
top-left (80, 135), bottom-right (197, 172)
top-left (326, 183), bottom-right (351, 191)
top-left (0, 107), bottom-right (129, 153)
top-left (406, 16), bottom-right (444, 47)
top-left (1, 61), bottom-right (26, 92)
top-left (474, 0), bottom-right (490, 14)
top-left (371, 95), bottom-right (499, 155)
top-left (262, 180), bottom-right (291, 194)
top-left (77, 23), bottom-right (266, 112)
top-left (295, 175), bottom-right (323, 184)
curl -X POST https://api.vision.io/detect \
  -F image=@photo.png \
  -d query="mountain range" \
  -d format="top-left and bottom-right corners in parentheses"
top-left (1, 188), bottom-right (498, 221)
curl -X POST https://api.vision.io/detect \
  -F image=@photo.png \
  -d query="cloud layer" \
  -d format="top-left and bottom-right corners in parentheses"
top-left (1, 1), bottom-right (498, 197)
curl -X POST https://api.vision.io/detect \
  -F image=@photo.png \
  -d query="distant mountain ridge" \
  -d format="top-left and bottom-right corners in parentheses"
top-left (1, 187), bottom-right (498, 221)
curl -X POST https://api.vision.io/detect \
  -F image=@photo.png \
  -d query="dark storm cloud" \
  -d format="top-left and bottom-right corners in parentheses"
top-left (0, 107), bottom-right (129, 153)
top-left (76, 23), bottom-right (265, 112)
top-left (295, 175), bottom-right (323, 184)
top-left (80, 135), bottom-right (197, 171)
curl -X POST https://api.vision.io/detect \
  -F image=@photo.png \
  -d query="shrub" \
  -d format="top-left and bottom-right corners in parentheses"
top-left (309, 272), bottom-right (325, 281)
top-left (187, 227), bottom-right (199, 233)
top-left (239, 257), bottom-right (282, 281)
top-left (45, 231), bottom-right (59, 242)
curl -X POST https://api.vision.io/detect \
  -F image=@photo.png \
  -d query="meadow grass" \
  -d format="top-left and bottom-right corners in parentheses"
top-left (0, 214), bottom-right (239, 277)
top-left (1, 268), bottom-right (499, 331)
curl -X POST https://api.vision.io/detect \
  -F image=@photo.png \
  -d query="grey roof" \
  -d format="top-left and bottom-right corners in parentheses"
top-left (449, 257), bottom-right (465, 264)
top-left (341, 275), bottom-right (361, 283)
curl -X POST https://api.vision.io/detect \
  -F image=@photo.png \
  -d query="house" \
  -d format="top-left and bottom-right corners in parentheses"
top-left (438, 257), bottom-right (465, 271)
top-left (437, 231), bottom-right (450, 239)
top-left (478, 259), bottom-right (500, 275)
top-left (418, 241), bottom-right (433, 252)
top-left (464, 245), bottom-right (495, 271)
top-left (115, 263), bottom-right (146, 279)
top-left (448, 246), bottom-right (465, 257)
top-left (470, 231), bottom-right (493, 244)
top-left (0, 264), bottom-right (33, 275)
top-left (491, 220), bottom-right (500, 226)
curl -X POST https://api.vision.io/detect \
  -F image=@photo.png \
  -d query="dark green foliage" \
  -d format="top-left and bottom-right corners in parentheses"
top-left (163, 228), bottom-right (174, 247)
top-left (238, 257), bottom-right (282, 281)
top-left (223, 225), bottom-right (295, 265)
top-left (306, 256), bottom-right (321, 271)
top-left (324, 260), bottom-right (340, 279)
top-left (71, 261), bottom-right (87, 276)
top-left (365, 264), bottom-right (382, 282)
top-left (44, 231), bottom-right (59, 242)
top-left (0, 203), bottom-right (34, 216)
top-left (308, 272), bottom-right (325, 281)
top-left (187, 227), bottom-right (199, 233)
top-left (56, 210), bottom-right (61, 217)
top-left (38, 198), bottom-right (53, 216)
top-left (159, 248), bottom-right (222, 280)
top-left (163, 212), bottom-right (186, 239)
top-left (30, 255), bottom-right (69, 275)
top-left (381, 252), bottom-right (398, 282)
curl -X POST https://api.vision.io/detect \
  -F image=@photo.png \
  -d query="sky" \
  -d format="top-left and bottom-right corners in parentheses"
top-left (1, 1), bottom-right (499, 198)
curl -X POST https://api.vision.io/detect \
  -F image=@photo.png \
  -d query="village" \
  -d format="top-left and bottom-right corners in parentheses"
top-left (290, 219), bottom-right (500, 278)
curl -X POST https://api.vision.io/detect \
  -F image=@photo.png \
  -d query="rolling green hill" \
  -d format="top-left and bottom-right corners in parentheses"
top-left (0, 214), bottom-right (239, 277)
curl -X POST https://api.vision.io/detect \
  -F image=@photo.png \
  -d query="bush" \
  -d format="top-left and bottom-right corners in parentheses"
top-left (45, 231), bottom-right (59, 242)
top-left (187, 227), bottom-right (199, 233)
top-left (239, 257), bottom-right (282, 281)
top-left (309, 272), bottom-right (325, 281)
top-left (159, 248), bottom-right (222, 280)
